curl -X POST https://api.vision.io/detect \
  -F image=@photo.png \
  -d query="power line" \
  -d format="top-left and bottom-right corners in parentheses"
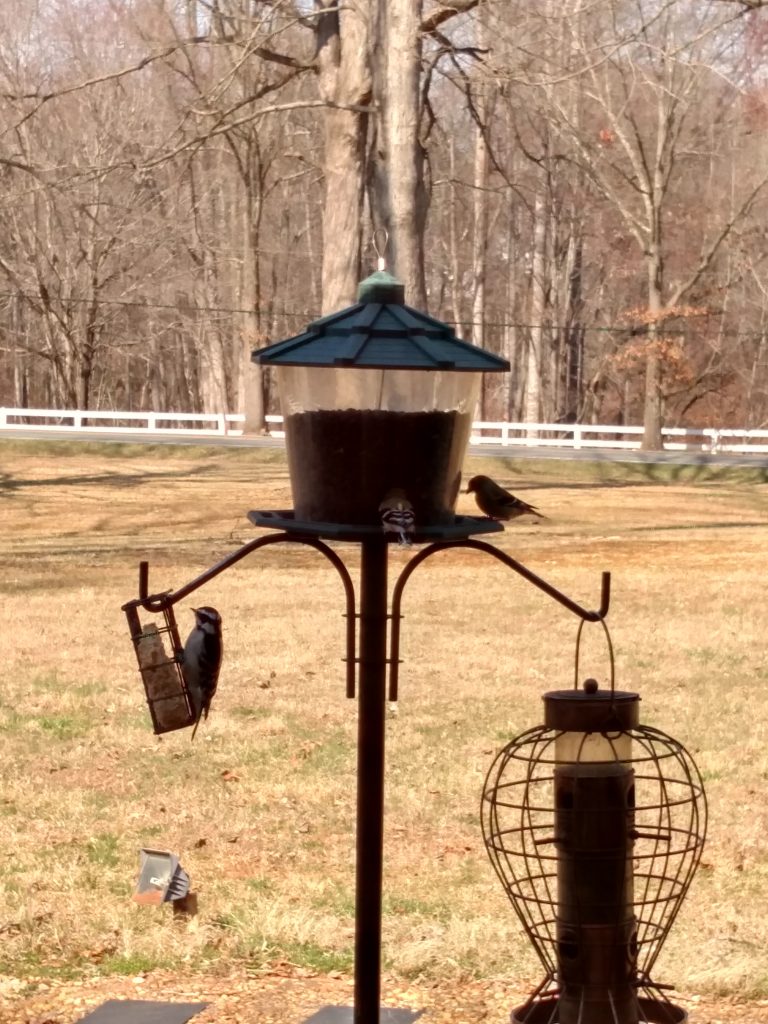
top-left (0, 288), bottom-right (314, 321)
top-left (0, 286), bottom-right (764, 338)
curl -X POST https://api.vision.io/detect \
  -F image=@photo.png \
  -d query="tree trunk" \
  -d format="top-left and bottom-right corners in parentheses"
top-left (503, 211), bottom-right (521, 420)
top-left (321, 108), bottom-right (369, 312)
top-left (641, 243), bottom-right (665, 450)
top-left (12, 293), bottom-right (29, 406)
top-left (470, 11), bottom-right (491, 359)
top-left (241, 158), bottom-right (265, 432)
top-left (448, 139), bottom-right (464, 332)
top-left (524, 192), bottom-right (547, 431)
top-left (561, 230), bottom-right (584, 421)
top-left (642, 350), bottom-right (663, 448)
top-left (316, 1), bottom-right (371, 314)
top-left (373, 0), bottom-right (427, 308)
top-left (471, 125), bottom-right (489, 415)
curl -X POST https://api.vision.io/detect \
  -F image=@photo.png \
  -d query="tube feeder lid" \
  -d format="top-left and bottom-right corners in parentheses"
top-left (544, 684), bottom-right (640, 732)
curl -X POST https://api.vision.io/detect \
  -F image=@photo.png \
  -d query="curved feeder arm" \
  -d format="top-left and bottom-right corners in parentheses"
top-left (388, 538), bottom-right (611, 701)
top-left (127, 532), bottom-right (358, 698)
top-left (128, 531), bottom-right (611, 708)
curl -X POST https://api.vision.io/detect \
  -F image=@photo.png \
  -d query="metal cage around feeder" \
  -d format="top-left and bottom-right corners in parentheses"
top-left (123, 598), bottom-right (194, 734)
top-left (481, 625), bottom-right (707, 1024)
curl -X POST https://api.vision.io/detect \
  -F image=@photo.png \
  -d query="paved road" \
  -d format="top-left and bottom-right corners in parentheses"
top-left (3, 426), bottom-right (768, 467)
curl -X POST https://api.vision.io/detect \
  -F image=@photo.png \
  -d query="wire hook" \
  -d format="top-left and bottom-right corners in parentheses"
top-left (371, 228), bottom-right (389, 272)
top-left (573, 616), bottom-right (616, 696)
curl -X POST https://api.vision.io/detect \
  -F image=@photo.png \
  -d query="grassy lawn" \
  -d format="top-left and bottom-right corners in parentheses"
top-left (1, 440), bottom-right (767, 1003)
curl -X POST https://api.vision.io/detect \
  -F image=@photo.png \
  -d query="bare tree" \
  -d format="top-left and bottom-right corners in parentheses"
top-left (539, 0), bottom-right (768, 446)
top-left (315, 0), bottom-right (371, 313)
top-left (370, 0), bottom-right (427, 306)
top-left (3, 0), bottom-right (768, 444)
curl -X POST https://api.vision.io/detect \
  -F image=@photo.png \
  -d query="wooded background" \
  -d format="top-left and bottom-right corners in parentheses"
top-left (1, 0), bottom-right (768, 447)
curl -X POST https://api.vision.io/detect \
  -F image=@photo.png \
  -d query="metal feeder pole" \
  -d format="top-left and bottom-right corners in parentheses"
top-left (354, 535), bottom-right (389, 1022)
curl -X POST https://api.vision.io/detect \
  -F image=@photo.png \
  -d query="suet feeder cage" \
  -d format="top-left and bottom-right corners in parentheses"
top-left (253, 269), bottom-right (509, 527)
top-left (123, 600), bottom-right (193, 734)
top-left (481, 628), bottom-right (707, 1024)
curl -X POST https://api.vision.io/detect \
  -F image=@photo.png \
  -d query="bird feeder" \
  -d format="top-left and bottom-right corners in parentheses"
top-left (481, 629), bottom-right (707, 1024)
top-left (125, 266), bottom-right (630, 1024)
top-left (254, 270), bottom-right (509, 527)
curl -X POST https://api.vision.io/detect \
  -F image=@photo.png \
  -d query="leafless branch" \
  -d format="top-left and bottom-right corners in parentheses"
top-left (0, 33), bottom-right (311, 140)
top-left (141, 99), bottom-right (373, 170)
top-left (421, 1), bottom-right (481, 36)
top-left (668, 172), bottom-right (768, 308)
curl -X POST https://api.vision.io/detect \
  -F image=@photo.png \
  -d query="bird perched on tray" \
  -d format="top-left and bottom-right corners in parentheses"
top-left (182, 606), bottom-right (223, 740)
top-left (466, 475), bottom-right (546, 522)
top-left (379, 488), bottom-right (416, 547)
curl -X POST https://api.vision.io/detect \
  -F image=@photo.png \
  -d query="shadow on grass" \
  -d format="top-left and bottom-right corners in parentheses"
top-left (613, 460), bottom-right (768, 484)
top-left (479, 456), bottom-right (768, 488)
top-left (0, 463), bottom-right (220, 497)
top-left (624, 520), bottom-right (767, 532)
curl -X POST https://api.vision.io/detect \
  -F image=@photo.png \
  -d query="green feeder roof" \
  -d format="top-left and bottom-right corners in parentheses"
top-left (252, 270), bottom-right (510, 372)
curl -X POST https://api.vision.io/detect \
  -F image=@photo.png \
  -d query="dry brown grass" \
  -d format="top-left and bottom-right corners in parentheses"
top-left (1, 440), bottom-right (768, 1001)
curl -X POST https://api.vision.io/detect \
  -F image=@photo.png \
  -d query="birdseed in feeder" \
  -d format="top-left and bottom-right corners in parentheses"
top-left (284, 408), bottom-right (470, 526)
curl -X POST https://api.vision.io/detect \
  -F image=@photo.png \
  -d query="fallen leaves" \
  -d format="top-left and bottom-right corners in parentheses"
top-left (3, 967), bottom-right (768, 1024)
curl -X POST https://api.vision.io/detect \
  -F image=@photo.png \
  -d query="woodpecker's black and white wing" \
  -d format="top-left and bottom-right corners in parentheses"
top-left (181, 606), bottom-right (223, 740)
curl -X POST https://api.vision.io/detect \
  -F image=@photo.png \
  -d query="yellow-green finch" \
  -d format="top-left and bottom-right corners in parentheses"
top-left (466, 475), bottom-right (546, 521)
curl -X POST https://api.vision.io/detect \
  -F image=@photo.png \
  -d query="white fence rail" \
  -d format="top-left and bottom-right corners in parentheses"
top-left (2, 406), bottom-right (768, 454)
top-left (469, 421), bottom-right (768, 454)
top-left (0, 407), bottom-right (250, 437)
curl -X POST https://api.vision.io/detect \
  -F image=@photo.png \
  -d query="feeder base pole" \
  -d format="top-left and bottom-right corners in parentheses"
top-left (354, 536), bottom-right (388, 1024)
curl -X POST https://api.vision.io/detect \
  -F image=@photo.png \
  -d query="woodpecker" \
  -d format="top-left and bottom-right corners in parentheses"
top-left (466, 475), bottom-right (546, 522)
top-left (379, 489), bottom-right (416, 547)
top-left (181, 606), bottom-right (223, 740)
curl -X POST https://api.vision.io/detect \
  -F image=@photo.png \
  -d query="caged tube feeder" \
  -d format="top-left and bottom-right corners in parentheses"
top-left (480, 620), bottom-right (707, 1024)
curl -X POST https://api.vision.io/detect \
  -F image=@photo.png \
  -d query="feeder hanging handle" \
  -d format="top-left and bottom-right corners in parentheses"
top-left (573, 616), bottom-right (616, 696)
